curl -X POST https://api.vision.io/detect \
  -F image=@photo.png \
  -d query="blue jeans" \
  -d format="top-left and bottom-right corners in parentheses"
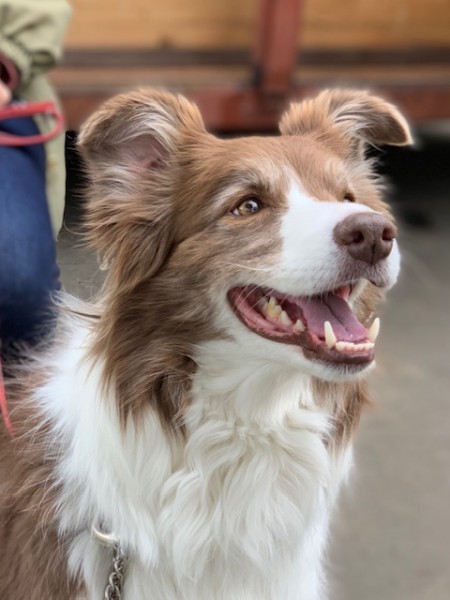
top-left (0, 115), bottom-right (60, 354)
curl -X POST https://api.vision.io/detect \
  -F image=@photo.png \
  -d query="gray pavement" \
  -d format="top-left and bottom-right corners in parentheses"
top-left (57, 134), bottom-right (450, 600)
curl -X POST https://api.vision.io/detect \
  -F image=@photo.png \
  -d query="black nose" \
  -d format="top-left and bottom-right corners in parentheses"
top-left (333, 212), bottom-right (397, 265)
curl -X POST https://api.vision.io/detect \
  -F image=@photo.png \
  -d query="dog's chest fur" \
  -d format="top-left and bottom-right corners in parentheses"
top-left (30, 326), bottom-right (350, 600)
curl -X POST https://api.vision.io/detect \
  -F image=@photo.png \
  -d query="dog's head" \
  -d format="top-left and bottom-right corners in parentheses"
top-left (78, 88), bottom-right (411, 401)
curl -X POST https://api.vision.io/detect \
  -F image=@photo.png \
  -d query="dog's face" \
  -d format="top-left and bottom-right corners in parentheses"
top-left (78, 89), bottom-right (411, 384)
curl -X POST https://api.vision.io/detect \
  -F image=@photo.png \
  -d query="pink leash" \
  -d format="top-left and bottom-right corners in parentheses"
top-left (0, 100), bottom-right (64, 146)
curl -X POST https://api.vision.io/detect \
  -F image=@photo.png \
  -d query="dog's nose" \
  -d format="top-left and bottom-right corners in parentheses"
top-left (333, 212), bottom-right (397, 265)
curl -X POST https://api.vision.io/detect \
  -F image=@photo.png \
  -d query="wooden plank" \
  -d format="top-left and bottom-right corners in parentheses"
top-left (65, 0), bottom-right (450, 51)
top-left (60, 47), bottom-right (450, 69)
top-left (304, 0), bottom-right (450, 49)
top-left (65, 0), bottom-right (257, 49)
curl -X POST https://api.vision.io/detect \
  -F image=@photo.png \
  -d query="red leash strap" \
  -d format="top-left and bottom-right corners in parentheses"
top-left (0, 354), bottom-right (14, 435)
top-left (0, 100), bottom-right (65, 146)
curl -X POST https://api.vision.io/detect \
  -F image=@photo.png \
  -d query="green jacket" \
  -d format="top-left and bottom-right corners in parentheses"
top-left (0, 0), bottom-right (72, 236)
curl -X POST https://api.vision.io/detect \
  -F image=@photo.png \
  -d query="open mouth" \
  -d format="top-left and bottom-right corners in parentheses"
top-left (227, 284), bottom-right (379, 368)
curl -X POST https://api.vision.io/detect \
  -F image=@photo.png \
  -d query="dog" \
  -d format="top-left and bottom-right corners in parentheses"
top-left (0, 88), bottom-right (412, 599)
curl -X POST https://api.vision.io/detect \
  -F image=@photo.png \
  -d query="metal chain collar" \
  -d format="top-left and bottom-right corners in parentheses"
top-left (92, 525), bottom-right (128, 600)
top-left (104, 542), bottom-right (126, 600)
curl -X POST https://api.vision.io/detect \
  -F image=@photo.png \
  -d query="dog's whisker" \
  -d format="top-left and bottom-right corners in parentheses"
top-left (214, 261), bottom-right (272, 273)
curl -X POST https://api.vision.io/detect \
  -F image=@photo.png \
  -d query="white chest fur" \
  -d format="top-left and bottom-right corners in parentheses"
top-left (39, 329), bottom-right (349, 600)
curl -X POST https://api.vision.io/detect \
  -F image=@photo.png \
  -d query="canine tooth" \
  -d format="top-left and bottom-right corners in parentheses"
top-left (368, 317), bottom-right (380, 342)
top-left (294, 319), bottom-right (305, 332)
top-left (280, 310), bottom-right (293, 326)
top-left (324, 321), bottom-right (337, 349)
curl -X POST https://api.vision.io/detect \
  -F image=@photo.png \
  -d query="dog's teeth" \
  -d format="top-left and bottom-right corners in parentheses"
top-left (355, 342), bottom-right (374, 352)
top-left (259, 297), bottom-right (271, 317)
top-left (266, 296), bottom-right (282, 318)
top-left (324, 321), bottom-right (337, 349)
top-left (280, 310), bottom-right (292, 326)
top-left (294, 319), bottom-right (305, 332)
top-left (362, 342), bottom-right (375, 351)
top-left (335, 341), bottom-right (349, 352)
top-left (368, 317), bottom-right (380, 342)
top-left (335, 341), bottom-right (375, 353)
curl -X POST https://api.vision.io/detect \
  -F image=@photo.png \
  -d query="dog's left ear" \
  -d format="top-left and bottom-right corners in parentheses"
top-left (279, 89), bottom-right (413, 157)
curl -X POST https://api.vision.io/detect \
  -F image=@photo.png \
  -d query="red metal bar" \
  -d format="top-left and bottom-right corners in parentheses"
top-left (252, 0), bottom-right (303, 96)
top-left (190, 84), bottom-right (450, 131)
top-left (58, 83), bottom-right (450, 133)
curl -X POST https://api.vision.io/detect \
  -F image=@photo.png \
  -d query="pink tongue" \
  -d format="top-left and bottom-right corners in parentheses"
top-left (299, 294), bottom-right (367, 342)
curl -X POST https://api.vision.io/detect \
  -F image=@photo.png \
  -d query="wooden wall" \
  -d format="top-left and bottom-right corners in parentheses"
top-left (65, 0), bottom-right (450, 51)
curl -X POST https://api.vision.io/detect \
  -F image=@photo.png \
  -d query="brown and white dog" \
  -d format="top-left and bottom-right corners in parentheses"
top-left (0, 89), bottom-right (411, 599)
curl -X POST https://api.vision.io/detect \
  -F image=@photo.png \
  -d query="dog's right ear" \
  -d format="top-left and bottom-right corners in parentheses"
top-left (77, 89), bottom-right (206, 285)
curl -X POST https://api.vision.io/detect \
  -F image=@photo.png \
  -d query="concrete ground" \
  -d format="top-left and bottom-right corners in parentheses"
top-left (58, 134), bottom-right (450, 600)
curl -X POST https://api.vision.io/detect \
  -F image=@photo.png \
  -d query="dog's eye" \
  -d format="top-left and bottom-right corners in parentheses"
top-left (232, 197), bottom-right (263, 216)
top-left (343, 192), bottom-right (355, 203)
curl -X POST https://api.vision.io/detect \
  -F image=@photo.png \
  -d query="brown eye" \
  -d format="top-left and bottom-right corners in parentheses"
top-left (232, 197), bottom-right (263, 216)
top-left (343, 192), bottom-right (355, 203)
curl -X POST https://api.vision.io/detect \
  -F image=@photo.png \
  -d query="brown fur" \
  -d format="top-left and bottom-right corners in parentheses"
top-left (0, 88), bottom-right (411, 597)
top-left (0, 370), bottom-right (83, 599)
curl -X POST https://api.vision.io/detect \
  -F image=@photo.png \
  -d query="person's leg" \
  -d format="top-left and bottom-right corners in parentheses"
top-left (0, 116), bottom-right (60, 354)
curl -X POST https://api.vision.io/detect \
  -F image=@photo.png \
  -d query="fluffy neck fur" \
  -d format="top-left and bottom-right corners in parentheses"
top-left (19, 315), bottom-right (354, 600)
